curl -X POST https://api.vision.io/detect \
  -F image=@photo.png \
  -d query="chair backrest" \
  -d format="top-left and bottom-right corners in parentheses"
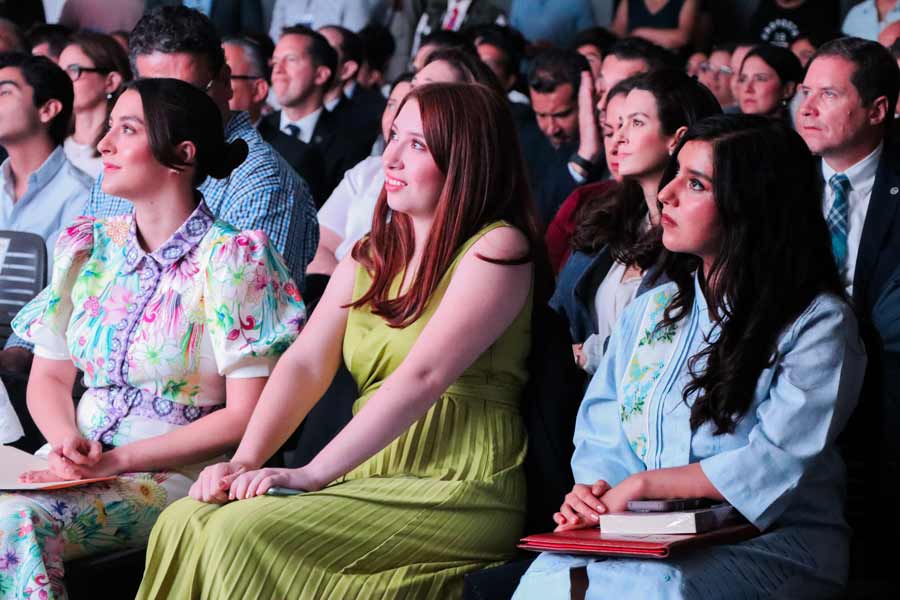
top-left (0, 231), bottom-right (48, 346)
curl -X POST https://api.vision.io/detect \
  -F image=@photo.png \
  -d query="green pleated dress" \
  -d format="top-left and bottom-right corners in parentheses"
top-left (136, 222), bottom-right (532, 599)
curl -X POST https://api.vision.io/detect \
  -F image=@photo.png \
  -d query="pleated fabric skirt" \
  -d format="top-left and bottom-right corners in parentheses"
top-left (136, 391), bottom-right (528, 599)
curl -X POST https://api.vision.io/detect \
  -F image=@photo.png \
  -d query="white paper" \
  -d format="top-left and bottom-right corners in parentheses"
top-left (0, 445), bottom-right (114, 491)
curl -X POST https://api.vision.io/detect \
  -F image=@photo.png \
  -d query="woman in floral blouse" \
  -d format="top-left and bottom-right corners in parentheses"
top-left (0, 78), bottom-right (305, 599)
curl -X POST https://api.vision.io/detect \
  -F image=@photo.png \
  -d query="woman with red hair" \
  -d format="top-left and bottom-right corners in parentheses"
top-left (137, 81), bottom-right (544, 599)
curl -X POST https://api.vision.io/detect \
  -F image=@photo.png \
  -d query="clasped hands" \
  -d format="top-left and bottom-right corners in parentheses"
top-left (188, 461), bottom-right (324, 504)
top-left (553, 474), bottom-right (646, 532)
top-left (18, 434), bottom-right (121, 483)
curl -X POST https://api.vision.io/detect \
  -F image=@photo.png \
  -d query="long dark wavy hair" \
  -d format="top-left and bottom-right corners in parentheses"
top-left (657, 114), bottom-right (846, 434)
top-left (572, 69), bottom-right (721, 271)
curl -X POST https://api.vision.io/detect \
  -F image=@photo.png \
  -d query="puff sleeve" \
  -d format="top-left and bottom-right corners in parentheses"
top-left (203, 229), bottom-right (307, 378)
top-left (12, 216), bottom-right (96, 360)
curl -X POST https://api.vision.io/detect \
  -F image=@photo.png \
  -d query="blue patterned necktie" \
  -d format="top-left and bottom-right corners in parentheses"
top-left (827, 173), bottom-right (851, 272)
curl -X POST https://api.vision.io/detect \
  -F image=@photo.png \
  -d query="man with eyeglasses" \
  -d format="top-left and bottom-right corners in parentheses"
top-left (224, 33), bottom-right (328, 207)
top-left (0, 52), bottom-right (92, 425)
top-left (84, 6), bottom-right (318, 293)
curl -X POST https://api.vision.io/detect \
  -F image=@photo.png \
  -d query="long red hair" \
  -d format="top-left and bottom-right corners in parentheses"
top-left (350, 82), bottom-right (544, 327)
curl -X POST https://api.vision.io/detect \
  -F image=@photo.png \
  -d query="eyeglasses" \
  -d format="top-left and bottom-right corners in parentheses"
top-left (65, 64), bottom-right (110, 81)
top-left (698, 62), bottom-right (734, 76)
top-left (229, 74), bottom-right (263, 81)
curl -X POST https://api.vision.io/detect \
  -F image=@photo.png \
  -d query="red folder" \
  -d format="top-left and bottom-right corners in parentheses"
top-left (519, 523), bottom-right (759, 559)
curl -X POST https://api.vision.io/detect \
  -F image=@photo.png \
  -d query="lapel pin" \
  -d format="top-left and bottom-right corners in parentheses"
top-left (891, 187), bottom-right (899, 195)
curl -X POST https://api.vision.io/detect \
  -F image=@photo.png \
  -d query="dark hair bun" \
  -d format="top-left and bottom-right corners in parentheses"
top-left (207, 139), bottom-right (248, 180)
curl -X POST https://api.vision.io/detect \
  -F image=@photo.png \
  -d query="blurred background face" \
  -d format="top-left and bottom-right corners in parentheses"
top-left (602, 92), bottom-right (627, 180)
top-left (729, 45), bottom-right (752, 104)
top-left (0, 66), bottom-right (42, 144)
top-left (576, 43), bottom-right (603, 89)
top-left (698, 50), bottom-right (734, 107)
top-left (381, 80), bottom-right (412, 140)
top-left (223, 42), bottom-right (266, 116)
top-left (270, 34), bottom-right (321, 107)
top-left (616, 89), bottom-right (672, 180)
top-left (738, 56), bottom-right (787, 116)
top-left (476, 42), bottom-right (515, 90)
top-left (413, 43), bottom-right (438, 72)
top-left (412, 59), bottom-right (462, 86)
top-left (60, 44), bottom-right (109, 112)
top-left (686, 52), bottom-right (706, 78)
top-left (790, 37), bottom-right (816, 67)
top-left (597, 54), bottom-right (647, 108)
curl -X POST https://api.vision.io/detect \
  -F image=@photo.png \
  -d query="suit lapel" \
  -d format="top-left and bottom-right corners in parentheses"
top-left (854, 144), bottom-right (900, 308)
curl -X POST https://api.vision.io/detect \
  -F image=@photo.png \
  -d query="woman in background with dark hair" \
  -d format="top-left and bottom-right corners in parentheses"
top-left (137, 82), bottom-right (543, 599)
top-left (515, 115), bottom-right (865, 599)
top-left (59, 31), bottom-right (132, 177)
top-left (2, 78), bottom-right (304, 598)
top-left (737, 43), bottom-right (803, 121)
top-left (552, 70), bottom-right (721, 374)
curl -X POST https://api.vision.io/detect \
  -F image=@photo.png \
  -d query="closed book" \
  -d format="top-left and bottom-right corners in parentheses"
top-left (598, 503), bottom-right (741, 535)
top-left (519, 523), bottom-right (759, 559)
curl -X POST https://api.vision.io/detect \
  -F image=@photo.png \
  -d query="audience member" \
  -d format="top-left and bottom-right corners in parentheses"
top-left (319, 25), bottom-right (386, 146)
top-left (553, 70), bottom-right (721, 373)
top-left (57, 0), bottom-right (145, 34)
top-left (136, 81), bottom-right (543, 600)
top-left (596, 37), bottom-right (670, 108)
top-left (571, 27), bottom-right (617, 91)
top-left (523, 49), bottom-right (601, 223)
top-left (747, 0), bottom-right (840, 48)
top-left (411, 28), bottom-right (475, 72)
top-left (144, 0), bottom-right (263, 38)
top-left (59, 31), bottom-right (132, 178)
top-left (796, 36), bottom-right (900, 571)
top-left (610, 0), bottom-right (699, 50)
top-left (737, 43), bottom-right (802, 121)
top-left (545, 78), bottom-right (634, 274)
top-left (697, 43), bottom-right (736, 110)
top-left (357, 23), bottom-right (396, 90)
top-left (510, 0), bottom-right (594, 49)
top-left (0, 77), bottom-right (304, 599)
top-left (686, 50), bottom-right (706, 78)
top-left (410, 0), bottom-right (507, 60)
top-left (258, 25), bottom-right (370, 205)
top-left (269, 0), bottom-right (390, 43)
top-left (309, 46), bottom-right (505, 276)
top-left (514, 112), bottom-right (865, 600)
top-left (878, 19), bottom-right (900, 47)
top-left (0, 52), bottom-right (91, 379)
top-left (309, 73), bottom-right (413, 276)
top-left (25, 24), bottom-right (70, 62)
top-left (476, 25), bottom-right (528, 104)
top-left (842, 0), bottom-right (900, 42)
top-left (86, 6), bottom-right (318, 292)
top-left (790, 35), bottom-right (817, 66)
top-left (728, 42), bottom-right (754, 106)
top-left (222, 35), bottom-right (270, 126)
top-left (0, 17), bottom-right (23, 53)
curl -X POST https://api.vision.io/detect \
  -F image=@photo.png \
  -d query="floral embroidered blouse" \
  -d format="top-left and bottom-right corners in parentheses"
top-left (12, 200), bottom-right (306, 448)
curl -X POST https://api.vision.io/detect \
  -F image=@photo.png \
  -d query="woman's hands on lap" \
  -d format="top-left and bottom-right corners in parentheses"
top-left (228, 466), bottom-right (323, 501)
top-left (553, 475), bottom-right (648, 532)
top-left (19, 434), bottom-right (127, 482)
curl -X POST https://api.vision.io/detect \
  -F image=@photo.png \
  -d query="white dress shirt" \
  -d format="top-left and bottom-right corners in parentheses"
top-left (279, 107), bottom-right (323, 144)
top-left (821, 142), bottom-right (883, 295)
top-left (317, 155), bottom-right (384, 261)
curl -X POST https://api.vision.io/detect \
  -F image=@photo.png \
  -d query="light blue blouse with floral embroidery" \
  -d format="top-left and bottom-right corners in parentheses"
top-left (514, 274), bottom-right (867, 599)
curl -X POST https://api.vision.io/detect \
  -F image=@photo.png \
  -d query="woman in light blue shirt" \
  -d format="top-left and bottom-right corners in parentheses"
top-left (513, 114), bottom-right (866, 599)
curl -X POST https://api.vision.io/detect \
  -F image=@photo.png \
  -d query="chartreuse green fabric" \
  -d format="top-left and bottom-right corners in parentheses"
top-left (137, 221), bottom-right (533, 599)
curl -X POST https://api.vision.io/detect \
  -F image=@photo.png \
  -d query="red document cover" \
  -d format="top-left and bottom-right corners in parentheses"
top-left (519, 523), bottom-right (759, 559)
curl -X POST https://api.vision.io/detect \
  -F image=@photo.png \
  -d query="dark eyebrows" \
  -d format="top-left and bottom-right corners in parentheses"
top-left (0, 80), bottom-right (21, 89)
top-left (626, 111), bottom-right (650, 120)
top-left (686, 167), bottom-right (712, 181)
top-left (117, 115), bottom-right (145, 125)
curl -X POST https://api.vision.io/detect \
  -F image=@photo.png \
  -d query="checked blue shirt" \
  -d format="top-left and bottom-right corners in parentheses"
top-left (87, 111), bottom-right (318, 291)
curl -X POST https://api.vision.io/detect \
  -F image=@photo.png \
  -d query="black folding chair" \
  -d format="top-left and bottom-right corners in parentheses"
top-left (0, 230), bottom-right (47, 349)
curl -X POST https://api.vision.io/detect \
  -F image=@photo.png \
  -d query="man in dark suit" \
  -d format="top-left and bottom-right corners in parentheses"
top-left (797, 36), bottom-right (900, 575)
top-left (318, 25), bottom-right (384, 150)
top-left (144, 0), bottom-right (263, 37)
top-left (258, 26), bottom-right (370, 204)
top-left (223, 34), bottom-right (328, 206)
top-left (522, 49), bottom-right (603, 225)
